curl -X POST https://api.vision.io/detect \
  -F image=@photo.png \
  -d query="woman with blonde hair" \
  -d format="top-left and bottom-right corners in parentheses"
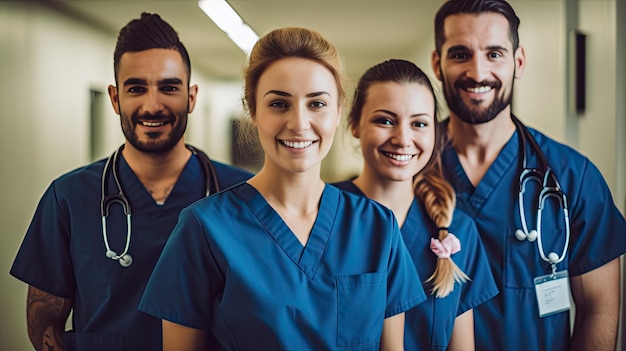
top-left (333, 59), bottom-right (497, 350)
top-left (139, 30), bottom-right (425, 350)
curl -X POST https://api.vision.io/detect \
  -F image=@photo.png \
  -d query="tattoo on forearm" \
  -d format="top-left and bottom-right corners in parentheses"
top-left (27, 286), bottom-right (71, 351)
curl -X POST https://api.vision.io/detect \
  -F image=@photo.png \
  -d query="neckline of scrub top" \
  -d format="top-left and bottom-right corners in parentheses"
top-left (441, 130), bottom-right (519, 216)
top-left (400, 199), bottom-right (426, 250)
top-left (338, 179), bottom-right (426, 242)
top-left (336, 180), bottom-right (423, 250)
top-left (234, 182), bottom-right (339, 279)
top-left (118, 153), bottom-right (203, 210)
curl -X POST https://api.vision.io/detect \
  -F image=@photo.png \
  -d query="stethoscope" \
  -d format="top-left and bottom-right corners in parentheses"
top-left (512, 115), bottom-right (570, 269)
top-left (100, 144), bottom-right (218, 267)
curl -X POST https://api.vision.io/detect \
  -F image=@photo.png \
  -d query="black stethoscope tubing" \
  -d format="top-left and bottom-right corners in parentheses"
top-left (513, 115), bottom-right (570, 267)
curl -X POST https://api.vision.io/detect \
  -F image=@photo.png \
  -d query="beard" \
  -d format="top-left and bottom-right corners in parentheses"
top-left (441, 73), bottom-right (514, 125)
top-left (120, 107), bottom-right (188, 154)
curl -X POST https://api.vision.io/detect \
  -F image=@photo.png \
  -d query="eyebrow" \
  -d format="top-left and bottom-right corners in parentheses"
top-left (374, 109), bottom-right (432, 119)
top-left (122, 77), bottom-right (184, 86)
top-left (446, 44), bottom-right (510, 54)
top-left (374, 109), bottom-right (398, 118)
top-left (263, 90), bottom-right (331, 98)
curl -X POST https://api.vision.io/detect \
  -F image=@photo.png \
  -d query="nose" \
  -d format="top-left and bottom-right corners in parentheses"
top-left (390, 123), bottom-right (412, 147)
top-left (465, 55), bottom-right (490, 83)
top-left (140, 89), bottom-right (165, 115)
top-left (287, 104), bottom-right (311, 131)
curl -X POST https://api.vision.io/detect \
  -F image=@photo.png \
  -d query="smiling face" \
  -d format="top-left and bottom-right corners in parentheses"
top-left (108, 48), bottom-right (197, 153)
top-left (432, 12), bottom-right (525, 125)
top-left (252, 57), bottom-right (341, 175)
top-left (352, 81), bottom-right (435, 182)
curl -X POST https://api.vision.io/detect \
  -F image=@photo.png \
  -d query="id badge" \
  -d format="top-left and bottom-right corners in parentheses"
top-left (533, 270), bottom-right (571, 317)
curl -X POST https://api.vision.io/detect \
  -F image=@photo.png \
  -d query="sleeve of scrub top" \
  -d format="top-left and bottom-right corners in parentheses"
top-left (566, 159), bottom-right (626, 276)
top-left (384, 216), bottom-right (427, 318)
top-left (139, 208), bottom-right (219, 330)
top-left (454, 214), bottom-right (499, 315)
top-left (10, 183), bottom-right (76, 298)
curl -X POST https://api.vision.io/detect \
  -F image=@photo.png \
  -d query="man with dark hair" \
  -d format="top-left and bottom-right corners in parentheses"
top-left (431, 0), bottom-right (625, 350)
top-left (10, 13), bottom-right (252, 351)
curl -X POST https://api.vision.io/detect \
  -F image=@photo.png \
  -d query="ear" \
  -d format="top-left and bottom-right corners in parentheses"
top-left (431, 50), bottom-right (443, 81)
top-left (350, 123), bottom-right (360, 139)
top-left (514, 46), bottom-right (526, 79)
top-left (107, 84), bottom-right (120, 115)
top-left (187, 84), bottom-right (199, 113)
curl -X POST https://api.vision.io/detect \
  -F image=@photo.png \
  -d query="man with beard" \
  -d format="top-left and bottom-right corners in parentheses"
top-left (431, 1), bottom-right (625, 350)
top-left (10, 13), bottom-right (252, 351)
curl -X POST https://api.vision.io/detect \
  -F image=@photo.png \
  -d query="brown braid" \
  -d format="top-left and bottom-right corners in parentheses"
top-left (416, 159), bottom-right (470, 297)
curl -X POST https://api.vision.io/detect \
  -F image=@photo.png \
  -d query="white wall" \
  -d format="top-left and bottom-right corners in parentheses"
top-left (0, 3), bottom-right (115, 349)
top-left (577, 0), bottom-right (618, 196)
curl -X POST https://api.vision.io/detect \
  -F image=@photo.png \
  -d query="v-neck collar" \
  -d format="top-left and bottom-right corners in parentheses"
top-left (118, 153), bottom-right (203, 210)
top-left (400, 199), bottom-right (426, 250)
top-left (235, 183), bottom-right (339, 279)
top-left (339, 180), bottom-right (425, 250)
top-left (442, 130), bottom-right (519, 217)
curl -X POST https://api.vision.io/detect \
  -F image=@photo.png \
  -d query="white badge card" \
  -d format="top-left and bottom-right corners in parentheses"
top-left (534, 270), bottom-right (572, 317)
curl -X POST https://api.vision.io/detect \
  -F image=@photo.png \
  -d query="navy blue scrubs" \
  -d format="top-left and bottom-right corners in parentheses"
top-left (441, 123), bottom-right (626, 351)
top-left (333, 180), bottom-right (498, 350)
top-left (140, 183), bottom-right (426, 350)
top-left (10, 152), bottom-right (252, 351)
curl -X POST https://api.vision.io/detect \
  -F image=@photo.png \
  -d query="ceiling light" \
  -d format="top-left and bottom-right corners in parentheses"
top-left (198, 0), bottom-right (259, 55)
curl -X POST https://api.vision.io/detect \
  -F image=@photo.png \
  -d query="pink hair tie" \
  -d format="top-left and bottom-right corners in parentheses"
top-left (430, 233), bottom-right (461, 258)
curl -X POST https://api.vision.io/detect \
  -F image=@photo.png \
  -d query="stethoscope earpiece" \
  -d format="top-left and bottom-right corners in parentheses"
top-left (514, 229), bottom-right (538, 242)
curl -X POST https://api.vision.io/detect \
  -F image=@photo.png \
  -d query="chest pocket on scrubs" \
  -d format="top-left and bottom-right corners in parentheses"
top-left (336, 272), bottom-right (386, 347)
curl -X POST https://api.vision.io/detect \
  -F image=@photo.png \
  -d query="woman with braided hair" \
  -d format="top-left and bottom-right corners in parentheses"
top-left (332, 59), bottom-right (497, 350)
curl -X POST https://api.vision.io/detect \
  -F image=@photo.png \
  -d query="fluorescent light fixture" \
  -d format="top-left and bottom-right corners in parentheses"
top-left (198, 0), bottom-right (259, 54)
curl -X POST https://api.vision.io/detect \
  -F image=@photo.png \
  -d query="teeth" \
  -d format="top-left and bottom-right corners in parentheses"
top-left (466, 86), bottom-right (492, 93)
top-left (281, 140), bottom-right (313, 149)
top-left (384, 152), bottom-right (413, 161)
top-left (142, 121), bottom-right (166, 127)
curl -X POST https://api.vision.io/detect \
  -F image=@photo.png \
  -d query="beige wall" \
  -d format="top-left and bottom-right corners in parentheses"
top-left (1, 1), bottom-right (623, 350)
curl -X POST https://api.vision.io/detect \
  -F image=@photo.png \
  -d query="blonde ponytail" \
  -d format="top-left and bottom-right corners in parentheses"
top-left (415, 162), bottom-right (470, 298)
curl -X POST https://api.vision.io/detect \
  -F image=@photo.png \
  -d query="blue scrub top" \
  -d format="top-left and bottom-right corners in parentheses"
top-left (332, 180), bottom-right (498, 351)
top-left (139, 183), bottom-right (426, 350)
top-left (10, 151), bottom-right (252, 351)
top-left (441, 122), bottom-right (626, 351)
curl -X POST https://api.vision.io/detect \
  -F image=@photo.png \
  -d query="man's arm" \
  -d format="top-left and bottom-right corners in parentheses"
top-left (570, 257), bottom-right (621, 351)
top-left (27, 285), bottom-right (72, 351)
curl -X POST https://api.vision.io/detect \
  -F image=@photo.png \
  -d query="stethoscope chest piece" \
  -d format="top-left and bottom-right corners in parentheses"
top-left (105, 249), bottom-right (133, 267)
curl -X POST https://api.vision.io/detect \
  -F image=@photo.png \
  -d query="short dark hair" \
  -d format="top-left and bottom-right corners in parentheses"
top-left (434, 0), bottom-right (520, 54)
top-left (113, 12), bottom-right (191, 84)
